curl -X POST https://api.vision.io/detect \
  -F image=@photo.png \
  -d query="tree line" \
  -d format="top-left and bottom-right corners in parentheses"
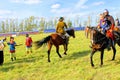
top-left (0, 15), bottom-right (98, 33)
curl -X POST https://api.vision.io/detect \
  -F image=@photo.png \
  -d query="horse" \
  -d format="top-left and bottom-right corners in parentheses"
top-left (85, 26), bottom-right (97, 39)
top-left (35, 29), bottom-right (75, 62)
top-left (87, 27), bottom-right (120, 67)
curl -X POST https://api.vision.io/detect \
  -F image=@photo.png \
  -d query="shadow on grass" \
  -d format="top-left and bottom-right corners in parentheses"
top-left (0, 65), bottom-right (15, 72)
top-left (63, 50), bottom-right (91, 60)
top-left (0, 56), bottom-right (37, 72)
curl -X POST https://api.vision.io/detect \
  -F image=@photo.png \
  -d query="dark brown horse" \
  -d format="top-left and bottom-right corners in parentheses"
top-left (35, 29), bottom-right (75, 62)
top-left (87, 27), bottom-right (120, 67)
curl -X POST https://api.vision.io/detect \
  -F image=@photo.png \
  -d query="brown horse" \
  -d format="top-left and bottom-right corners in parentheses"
top-left (35, 29), bottom-right (75, 62)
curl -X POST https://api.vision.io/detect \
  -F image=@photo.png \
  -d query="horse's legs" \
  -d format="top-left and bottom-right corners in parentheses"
top-left (47, 43), bottom-right (52, 62)
top-left (63, 44), bottom-right (68, 55)
top-left (100, 50), bottom-right (104, 66)
top-left (111, 43), bottom-right (116, 60)
top-left (90, 50), bottom-right (96, 67)
top-left (56, 46), bottom-right (62, 58)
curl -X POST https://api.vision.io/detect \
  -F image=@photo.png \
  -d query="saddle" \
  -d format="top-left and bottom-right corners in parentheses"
top-left (57, 33), bottom-right (69, 44)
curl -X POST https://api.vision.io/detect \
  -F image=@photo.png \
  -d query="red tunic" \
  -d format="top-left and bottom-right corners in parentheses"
top-left (26, 37), bottom-right (32, 47)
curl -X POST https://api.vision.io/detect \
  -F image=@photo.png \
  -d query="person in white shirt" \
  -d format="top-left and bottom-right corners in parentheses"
top-left (0, 37), bottom-right (6, 65)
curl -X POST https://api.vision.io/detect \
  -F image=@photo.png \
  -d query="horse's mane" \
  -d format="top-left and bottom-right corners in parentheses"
top-left (92, 29), bottom-right (107, 44)
top-left (66, 29), bottom-right (74, 36)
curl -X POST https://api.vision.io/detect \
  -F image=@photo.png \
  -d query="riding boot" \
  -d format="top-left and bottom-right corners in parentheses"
top-left (64, 37), bottom-right (69, 44)
top-left (107, 39), bottom-right (111, 51)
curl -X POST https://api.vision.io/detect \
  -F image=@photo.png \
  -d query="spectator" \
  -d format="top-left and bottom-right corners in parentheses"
top-left (25, 34), bottom-right (33, 54)
top-left (7, 37), bottom-right (17, 61)
top-left (0, 37), bottom-right (6, 65)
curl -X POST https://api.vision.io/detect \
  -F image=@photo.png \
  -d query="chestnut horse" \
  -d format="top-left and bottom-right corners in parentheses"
top-left (35, 29), bottom-right (75, 62)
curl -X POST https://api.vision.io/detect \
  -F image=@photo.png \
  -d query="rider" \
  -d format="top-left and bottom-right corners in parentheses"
top-left (99, 14), bottom-right (111, 34)
top-left (56, 17), bottom-right (69, 43)
top-left (103, 9), bottom-right (115, 50)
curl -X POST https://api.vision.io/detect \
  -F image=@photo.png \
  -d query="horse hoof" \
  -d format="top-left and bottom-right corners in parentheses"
top-left (111, 58), bottom-right (115, 61)
top-left (91, 64), bottom-right (94, 67)
top-left (111, 59), bottom-right (114, 61)
top-left (64, 53), bottom-right (67, 55)
top-left (48, 60), bottom-right (51, 62)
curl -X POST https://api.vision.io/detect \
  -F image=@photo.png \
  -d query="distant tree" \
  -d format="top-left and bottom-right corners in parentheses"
top-left (39, 17), bottom-right (45, 31)
top-left (67, 19), bottom-right (72, 28)
top-left (1, 21), bottom-right (5, 33)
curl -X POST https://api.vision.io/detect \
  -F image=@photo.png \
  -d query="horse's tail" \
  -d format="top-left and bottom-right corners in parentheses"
top-left (35, 36), bottom-right (51, 49)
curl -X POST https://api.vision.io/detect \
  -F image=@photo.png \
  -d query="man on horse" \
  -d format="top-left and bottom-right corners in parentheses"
top-left (56, 17), bottom-right (69, 44)
top-left (100, 9), bottom-right (115, 50)
top-left (97, 9), bottom-right (115, 50)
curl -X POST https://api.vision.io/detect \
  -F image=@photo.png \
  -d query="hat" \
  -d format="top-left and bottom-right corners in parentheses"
top-left (59, 17), bottom-right (64, 20)
top-left (26, 34), bottom-right (29, 37)
top-left (104, 9), bottom-right (109, 13)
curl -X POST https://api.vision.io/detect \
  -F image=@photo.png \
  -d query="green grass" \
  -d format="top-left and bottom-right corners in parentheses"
top-left (1, 31), bottom-right (120, 80)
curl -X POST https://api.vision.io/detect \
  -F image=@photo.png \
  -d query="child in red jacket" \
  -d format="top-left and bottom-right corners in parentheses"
top-left (25, 34), bottom-right (33, 54)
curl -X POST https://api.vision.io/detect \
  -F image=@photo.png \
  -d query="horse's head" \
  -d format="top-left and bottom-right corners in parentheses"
top-left (66, 29), bottom-right (75, 38)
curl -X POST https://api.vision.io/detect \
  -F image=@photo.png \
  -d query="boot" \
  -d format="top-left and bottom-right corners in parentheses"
top-left (14, 57), bottom-right (16, 60)
top-left (11, 58), bottom-right (13, 61)
top-left (65, 37), bottom-right (69, 44)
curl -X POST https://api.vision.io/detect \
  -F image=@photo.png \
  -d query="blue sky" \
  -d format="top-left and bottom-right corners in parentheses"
top-left (0, 0), bottom-right (120, 20)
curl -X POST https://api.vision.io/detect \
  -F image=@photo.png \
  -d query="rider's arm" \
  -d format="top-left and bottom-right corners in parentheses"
top-left (110, 16), bottom-right (115, 30)
top-left (110, 16), bottom-right (115, 25)
top-left (64, 22), bottom-right (67, 29)
top-left (56, 23), bottom-right (59, 33)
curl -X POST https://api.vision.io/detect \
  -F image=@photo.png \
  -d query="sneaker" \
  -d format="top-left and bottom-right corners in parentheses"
top-left (14, 57), bottom-right (16, 60)
top-left (11, 58), bottom-right (13, 61)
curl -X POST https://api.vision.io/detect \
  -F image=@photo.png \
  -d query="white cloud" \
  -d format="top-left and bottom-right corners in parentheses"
top-left (51, 8), bottom-right (71, 14)
top-left (50, 0), bottom-right (88, 17)
top-left (81, 5), bottom-right (88, 9)
top-left (0, 10), bottom-right (12, 15)
top-left (75, 0), bottom-right (88, 9)
top-left (10, 0), bottom-right (42, 4)
top-left (51, 4), bottom-right (60, 9)
top-left (92, 1), bottom-right (105, 6)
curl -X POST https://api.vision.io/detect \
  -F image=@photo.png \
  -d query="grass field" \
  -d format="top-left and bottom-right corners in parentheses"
top-left (0, 31), bottom-right (120, 80)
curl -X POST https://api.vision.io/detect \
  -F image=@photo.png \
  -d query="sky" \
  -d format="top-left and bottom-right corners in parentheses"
top-left (0, 0), bottom-right (120, 20)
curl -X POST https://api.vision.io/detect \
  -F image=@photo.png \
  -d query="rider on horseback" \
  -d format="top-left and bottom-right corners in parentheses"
top-left (99, 14), bottom-right (111, 34)
top-left (56, 17), bottom-right (69, 44)
top-left (98, 9), bottom-right (115, 50)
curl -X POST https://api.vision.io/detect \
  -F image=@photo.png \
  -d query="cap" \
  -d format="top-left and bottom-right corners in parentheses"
top-left (59, 17), bottom-right (64, 20)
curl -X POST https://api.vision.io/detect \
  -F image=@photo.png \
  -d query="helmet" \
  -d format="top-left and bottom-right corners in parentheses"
top-left (104, 9), bottom-right (109, 13)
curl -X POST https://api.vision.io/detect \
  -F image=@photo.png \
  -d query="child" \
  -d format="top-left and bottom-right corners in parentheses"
top-left (99, 14), bottom-right (111, 34)
top-left (25, 34), bottom-right (33, 54)
top-left (0, 37), bottom-right (6, 65)
top-left (7, 37), bottom-right (17, 61)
